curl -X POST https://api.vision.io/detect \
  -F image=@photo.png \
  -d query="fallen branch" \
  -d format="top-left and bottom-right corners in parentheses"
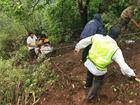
top-left (17, 96), bottom-right (21, 105)
top-left (32, 98), bottom-right (40, 105)
top-left (121, 32), bottom-right (140, 37)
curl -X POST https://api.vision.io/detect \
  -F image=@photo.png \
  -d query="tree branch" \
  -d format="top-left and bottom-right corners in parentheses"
top-left (86, 0), bottom-right (90, 6)
top-left (77, 0), bottom-right (91, 27)
top-left (31, 0), bottom-right (40, 14)
top-left (78, 0), bottom-right (83, 10)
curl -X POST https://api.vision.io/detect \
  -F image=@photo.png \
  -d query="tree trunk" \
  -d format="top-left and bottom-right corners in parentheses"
top-left (78, 0), bottom-right (90, 28)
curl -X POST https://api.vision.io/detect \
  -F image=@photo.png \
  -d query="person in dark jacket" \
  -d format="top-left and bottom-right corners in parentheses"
top-left (80, 13), bottom-right (104, 88)
top-left (80, 13), bottom-right (104, 39)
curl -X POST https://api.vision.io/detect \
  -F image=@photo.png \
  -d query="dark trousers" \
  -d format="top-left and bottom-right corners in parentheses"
top-left (119, 18), bottom-right (130, 29)
top-left (82, 45), bottom-right (91, 62)
top-left (85, 70), bottom-right (94, 87)
top-left (29, 49), bottom-right (37, 59)
top-left (81, 45), bottom-right (93, 87)
top-left (87, 75), bottom-right (104, 100)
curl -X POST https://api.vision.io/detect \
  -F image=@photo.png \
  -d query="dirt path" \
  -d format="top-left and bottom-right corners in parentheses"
top-left (39, 40), bottom-right (140, 105)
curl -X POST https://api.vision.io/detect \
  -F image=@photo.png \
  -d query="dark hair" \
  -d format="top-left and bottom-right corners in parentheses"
top-left (28, 32), bottom-right (34, 36)
top-left (37, 33), bottom-right (47, 38)
top-left (109, 26), bottom-right (121, 39)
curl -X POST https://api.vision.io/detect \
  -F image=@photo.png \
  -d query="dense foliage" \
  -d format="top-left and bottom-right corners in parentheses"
top-left (0, 0), bottom-right (134, 43)
top-left (0, 58), bottom-right (58, 104)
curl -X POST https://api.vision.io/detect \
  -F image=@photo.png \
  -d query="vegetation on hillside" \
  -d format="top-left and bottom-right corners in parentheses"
top-left (0, 0), bottom-right (140, 104)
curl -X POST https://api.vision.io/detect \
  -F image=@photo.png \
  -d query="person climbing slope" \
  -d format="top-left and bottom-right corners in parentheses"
top-left (75, 28), bottom-right (136, 100)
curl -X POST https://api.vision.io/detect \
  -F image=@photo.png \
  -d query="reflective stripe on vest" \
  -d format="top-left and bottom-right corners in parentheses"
top-left (88, 35), bottom-right (118, 71)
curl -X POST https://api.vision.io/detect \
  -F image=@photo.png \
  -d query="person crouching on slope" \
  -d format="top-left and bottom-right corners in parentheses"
top-left (26, 32), bottom-right (38, 59)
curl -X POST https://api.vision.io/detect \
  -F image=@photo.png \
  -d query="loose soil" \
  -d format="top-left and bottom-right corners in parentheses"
top-left (39, 40), bottom-right (140, 105)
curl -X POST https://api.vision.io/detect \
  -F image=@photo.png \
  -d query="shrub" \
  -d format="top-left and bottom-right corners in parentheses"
top-left (0, 59), bottom-right (58, 105)
top-left (0, 33), bottom-right (26, 59)
top-left (12, 46), bottom-right (30, 65)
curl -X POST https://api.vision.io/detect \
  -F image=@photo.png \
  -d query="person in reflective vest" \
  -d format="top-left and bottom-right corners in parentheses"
top-left (75, 30), bottom-right (136, 100)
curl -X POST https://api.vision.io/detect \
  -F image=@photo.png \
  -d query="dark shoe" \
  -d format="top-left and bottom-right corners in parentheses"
top-left (86, 85), bottom-right (97, 100)
top-left (86, 80), bottom-right (102, 100)
top-left (87, 93), bottom-right (96, 100)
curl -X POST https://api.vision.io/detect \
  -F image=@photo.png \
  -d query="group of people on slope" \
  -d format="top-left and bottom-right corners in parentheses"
top-left (26, 32), bottom-right (53, 59)
top-left (25, 1), bottom-right (139, 101)
top-left (75, 1), bottom-right (140, 100)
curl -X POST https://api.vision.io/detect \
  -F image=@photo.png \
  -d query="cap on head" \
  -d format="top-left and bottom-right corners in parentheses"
top-left (93, 13), bottom-right (102, 21)
top-left (109, 26), bottom-right (121, 39)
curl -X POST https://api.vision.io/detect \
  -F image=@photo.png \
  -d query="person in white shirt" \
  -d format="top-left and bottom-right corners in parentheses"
top-left (26, 32), bottom-right (38, 59)
top-left (74, 29), bottom-right (136, 100)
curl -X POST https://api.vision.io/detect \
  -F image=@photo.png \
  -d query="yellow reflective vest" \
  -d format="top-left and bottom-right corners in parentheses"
top-left (88, 35), bottom-right (119, 71)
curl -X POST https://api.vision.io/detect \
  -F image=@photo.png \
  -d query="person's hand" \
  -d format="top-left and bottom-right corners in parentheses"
top-left (122, 68), bottom-right (136, 78)
top-left (127, 69), bottom-right (136, 78)
top-left (129, 76), bottom-right (136, 80)
top-left (74, 48), bottom-right (80, 55)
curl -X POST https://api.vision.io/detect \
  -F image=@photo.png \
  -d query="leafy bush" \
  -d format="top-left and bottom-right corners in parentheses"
top-left (0, 34), bottom-right (15, 59)
top-left (0, 33), bottom-right (24, 59)
top-left (0, 32), bottom-right (58, 104)
top-left (46, 0), bottom-right (80, 43)
top-left (107, 0), bottom-right (128, 16)
top-left (102, 13), bottom-right (119, 33)
top-left (0, 59), bottom-right (58, 105)
top-left (12, 46), bottom-right (30, 65)
top-left (49, 34), bottom-right (63, 44)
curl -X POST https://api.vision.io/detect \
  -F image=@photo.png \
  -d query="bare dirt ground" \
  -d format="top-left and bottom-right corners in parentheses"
top-left (39, 40), bottom-right (140, 105)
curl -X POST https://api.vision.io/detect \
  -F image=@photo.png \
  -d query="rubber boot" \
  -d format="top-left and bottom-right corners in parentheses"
top-left (86, 76), bottom-right (104, 100)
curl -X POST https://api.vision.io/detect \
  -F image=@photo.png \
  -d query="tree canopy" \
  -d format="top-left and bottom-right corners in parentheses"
top-left (0, 0), bottom-right (133, 43)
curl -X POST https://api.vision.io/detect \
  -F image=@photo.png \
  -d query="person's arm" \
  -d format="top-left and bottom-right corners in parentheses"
top-left (131, 18), bottom-right (140, 29)
top-left (75, 36), bottom-right (93, 53)
top-left (27, 37), bottom-right (37, 47)
top-left (27, 43), bottom-right (36, 47)
top-left (112, 49), bottom-right (136, 77)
